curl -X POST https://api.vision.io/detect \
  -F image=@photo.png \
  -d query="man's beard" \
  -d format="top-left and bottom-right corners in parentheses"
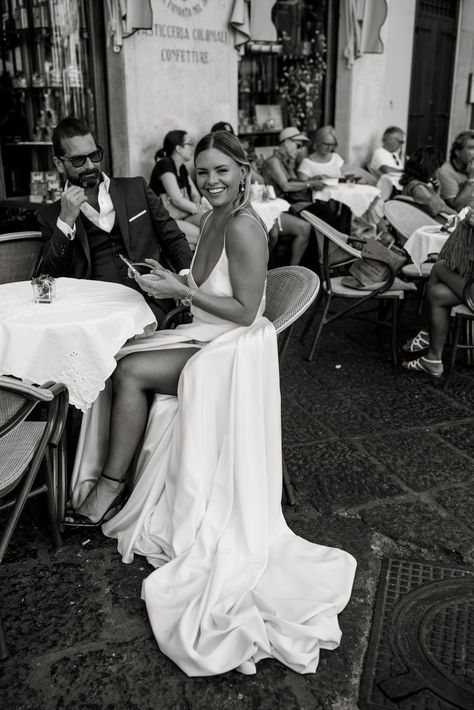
top-left (69, 169), bottom-right (101, 189)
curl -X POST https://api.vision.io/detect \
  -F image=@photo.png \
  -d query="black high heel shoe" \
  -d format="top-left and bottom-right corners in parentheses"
top-left (63, 474), bottom-right (128, 527)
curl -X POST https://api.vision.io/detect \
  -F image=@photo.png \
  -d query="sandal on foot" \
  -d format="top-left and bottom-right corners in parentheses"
top-left (63, 479), bottom-right (127, 528)
top-left (402, 330), bottom-right (430, 353)
top-left (401, 356), bottom-right (443, 378)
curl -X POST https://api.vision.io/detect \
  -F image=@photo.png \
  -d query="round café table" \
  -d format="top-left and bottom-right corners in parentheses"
top-left (403, 225), bottom-right (449, 275)
top-left (313, 181), bottom-right (381, 218)
top-left (251, 197), bottom-right (290, 231)
top-left (0, 278), bottom-right (157, 411)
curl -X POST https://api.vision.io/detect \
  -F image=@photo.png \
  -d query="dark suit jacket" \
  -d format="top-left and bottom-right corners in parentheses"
top-left (37, 176), bottom-right (193, 277)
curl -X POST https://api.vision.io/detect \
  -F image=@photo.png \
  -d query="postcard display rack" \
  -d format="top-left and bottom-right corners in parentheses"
top-left (0, 0), bottom-right (97, 203)
top-left (237, 0), bottom-right (328, 166)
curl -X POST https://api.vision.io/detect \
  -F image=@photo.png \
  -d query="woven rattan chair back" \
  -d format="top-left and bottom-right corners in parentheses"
top-left (0, 231), bottom-right (43, 284)
top-left (0, 390), bottom-right (25, 428)
top-left (264, 266), bottom-right (320, 360)
top-left (383, 201), bottom-right (439, 244)
top-left (0, 376), bottom-right (69, 659)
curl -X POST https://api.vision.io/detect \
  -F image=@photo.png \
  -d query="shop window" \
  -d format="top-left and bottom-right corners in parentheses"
top-left (238, 0), bottom-right (330, 162)
top-left (0, 0), bottom-right (108, 208)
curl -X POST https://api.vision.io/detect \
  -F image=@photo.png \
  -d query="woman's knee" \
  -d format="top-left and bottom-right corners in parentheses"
top-left (114, 354), bottom-right (144, 385)
top-left (427, 281), bottom-right (457, 306)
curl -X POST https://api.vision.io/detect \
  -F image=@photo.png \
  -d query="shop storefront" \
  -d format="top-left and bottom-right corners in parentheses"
top-left (236, 0), bottom-right (338, 166)
top-left (0, 0), bottom-right (337, 230)
top-left (0, 0), bottom-right (109, 230)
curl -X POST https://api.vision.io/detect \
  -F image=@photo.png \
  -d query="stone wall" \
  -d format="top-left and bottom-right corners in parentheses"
top-left (106, 0), bottom-right (238, 180)
top-left (334, 0), bottom-right (416, 166)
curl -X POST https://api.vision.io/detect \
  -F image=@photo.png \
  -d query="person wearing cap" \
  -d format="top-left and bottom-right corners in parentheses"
top-left (262, 127), bottom-right (326, 209)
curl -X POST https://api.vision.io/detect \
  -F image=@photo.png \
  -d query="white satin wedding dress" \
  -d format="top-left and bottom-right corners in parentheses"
top-left (70, 211), bottom-right (356, 677)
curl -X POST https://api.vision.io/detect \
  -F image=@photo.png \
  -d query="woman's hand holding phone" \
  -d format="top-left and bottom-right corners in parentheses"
top-left (135, 259), bottom-right (188, 299)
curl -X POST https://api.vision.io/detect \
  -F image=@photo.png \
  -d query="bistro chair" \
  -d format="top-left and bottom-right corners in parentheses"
top-left (264, 267), bottom-right (320, 505)
top-left (0, 231), bottom-right (43, 284)
top-left (157, 267), bottom-right (320, 506)
top-left (0, 376), bottom-right (69, 659)
top-left (383, 200), bottom-right (439, 245)
top-left (300, 211), bottom-right (416, 366)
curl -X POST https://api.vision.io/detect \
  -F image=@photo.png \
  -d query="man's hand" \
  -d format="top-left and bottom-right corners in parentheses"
top-left (59, 185), bottom-right (88, 227)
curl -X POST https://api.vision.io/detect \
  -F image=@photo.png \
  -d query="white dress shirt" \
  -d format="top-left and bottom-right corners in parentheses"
top-left (57, 173), bottom-right (114, 239)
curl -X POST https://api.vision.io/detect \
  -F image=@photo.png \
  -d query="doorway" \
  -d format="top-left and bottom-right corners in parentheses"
top-left (406, 0), bottom-right (459, 156)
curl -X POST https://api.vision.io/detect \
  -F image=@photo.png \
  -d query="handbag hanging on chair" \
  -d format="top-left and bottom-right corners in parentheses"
top-left (342, 233), bottom-right (407, 289)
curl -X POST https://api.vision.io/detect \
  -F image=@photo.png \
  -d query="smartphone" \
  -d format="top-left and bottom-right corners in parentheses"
top-left (119, 253), bottom-right (140, 277)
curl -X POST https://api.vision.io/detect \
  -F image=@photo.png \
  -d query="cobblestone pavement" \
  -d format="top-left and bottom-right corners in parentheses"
top-left (1, 304), bottom-right (473, 710)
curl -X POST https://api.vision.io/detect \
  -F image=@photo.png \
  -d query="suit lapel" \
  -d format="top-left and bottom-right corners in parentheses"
top-left (109, 178), bottom-right (130, 253)
top-left (74, 217), bottom-right (91, 277)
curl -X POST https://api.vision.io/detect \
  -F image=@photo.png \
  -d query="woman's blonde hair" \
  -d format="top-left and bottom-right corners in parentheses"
top-left (314, 125), bottom-right (338, 149)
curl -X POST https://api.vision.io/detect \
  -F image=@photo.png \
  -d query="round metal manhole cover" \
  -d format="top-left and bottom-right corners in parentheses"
top-left (425, 591), bottom-right (474, 689)
top-left (379, 577), bottom-right (474, 708)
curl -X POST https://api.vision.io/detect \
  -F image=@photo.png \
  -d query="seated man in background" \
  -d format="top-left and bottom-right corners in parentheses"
top-left (438, 130), bottom-right (474, 211)
top-left (37, 117), bottom-right (193, 323)
top-left (368, 126), bottom-right (405, 179)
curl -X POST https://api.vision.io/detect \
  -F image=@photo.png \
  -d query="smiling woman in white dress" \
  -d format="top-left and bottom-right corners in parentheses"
top-left (66, 131), bottom-right (357, 677)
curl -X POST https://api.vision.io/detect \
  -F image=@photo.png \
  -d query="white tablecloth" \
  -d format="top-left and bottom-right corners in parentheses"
top-left (251, 197), bottom-right (290, 231)
top-left (404, 225), bottom-right (449, 274)
top-left (0, 278), bottom-right (156, 411)
top-left (313, 183), bottom-right (381, 217)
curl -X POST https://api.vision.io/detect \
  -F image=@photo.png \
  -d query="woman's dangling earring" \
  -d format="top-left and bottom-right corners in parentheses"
top-left (239, 178), bottom-right (246, 192)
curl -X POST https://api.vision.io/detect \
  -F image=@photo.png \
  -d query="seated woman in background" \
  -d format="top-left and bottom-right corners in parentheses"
top-left (402, 207), bottom-right (474, 376)
top-left (294, 124), bottom-right (351, 234)
top-left (297, 125), bottom-right (344, 181)
top-left (149, 130), bottom-right (203, 249)
top-left (399, 145), bottom-right (457, 221)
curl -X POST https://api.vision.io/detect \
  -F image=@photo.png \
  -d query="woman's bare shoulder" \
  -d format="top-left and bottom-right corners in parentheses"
top-left (225, 210), bottom-right (268, 254)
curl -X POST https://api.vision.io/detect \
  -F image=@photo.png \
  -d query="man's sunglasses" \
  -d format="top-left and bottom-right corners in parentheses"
top-left (58, 146), bottom-right (104, 168)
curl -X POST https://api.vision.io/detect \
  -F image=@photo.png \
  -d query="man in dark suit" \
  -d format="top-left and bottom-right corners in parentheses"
top-left (37, 117), bottom-right (193, 322)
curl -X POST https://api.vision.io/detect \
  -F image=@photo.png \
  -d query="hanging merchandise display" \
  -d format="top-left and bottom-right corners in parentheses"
top-left (0, 0), bottom-right (108, 207)
top-left (237, 0), bottom-right (331, 153)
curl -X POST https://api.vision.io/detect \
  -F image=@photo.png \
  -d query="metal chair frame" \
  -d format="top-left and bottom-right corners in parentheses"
top-left (0, 377), bottom-right (69, 659)
top-left (300, 211), bottom-right (415, 365)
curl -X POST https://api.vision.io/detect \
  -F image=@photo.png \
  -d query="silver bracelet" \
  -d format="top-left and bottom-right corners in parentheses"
top-left (181, 286), bottom-right (197, 307)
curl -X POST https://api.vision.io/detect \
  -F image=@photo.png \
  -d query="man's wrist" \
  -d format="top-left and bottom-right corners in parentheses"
top-left (57, 217), bottom-right (76, 240)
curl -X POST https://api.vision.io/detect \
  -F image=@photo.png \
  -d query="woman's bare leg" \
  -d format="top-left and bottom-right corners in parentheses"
top-left (279, 213), bottom-right (311, 265)
top-left (76, 347), bottom-right (198, 521)
top-left (423, 262), bottom-right (465, 364)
